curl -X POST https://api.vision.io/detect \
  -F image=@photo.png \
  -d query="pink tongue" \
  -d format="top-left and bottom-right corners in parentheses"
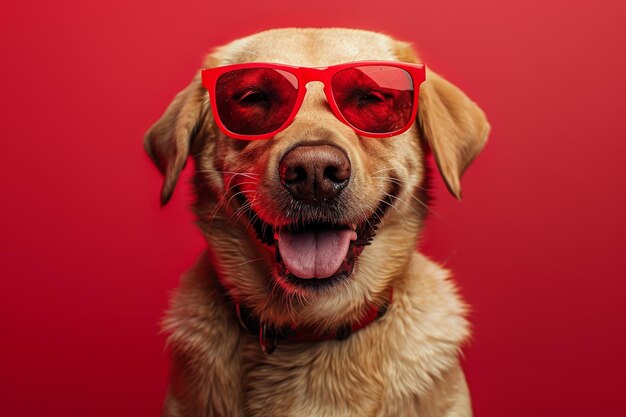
top-left (278, 228), bottom-right (357, 279)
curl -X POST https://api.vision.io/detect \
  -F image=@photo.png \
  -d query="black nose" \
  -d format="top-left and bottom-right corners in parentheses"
top-left (279, 145), bottom-right (351, 202)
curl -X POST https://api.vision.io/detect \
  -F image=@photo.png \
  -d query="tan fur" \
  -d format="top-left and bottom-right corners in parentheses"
top-left (145, 28), bottom-right (490, 417)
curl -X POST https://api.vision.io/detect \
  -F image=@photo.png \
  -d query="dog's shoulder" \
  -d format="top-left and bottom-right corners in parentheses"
top-left (161, 252), bottom-right (246, 417)
top-left (395, 251), bottom-right (470, 346)
top-left (162, 251), bottom-right (234, 346)
top-left (379, 251), bottom-right (470, 387)
top-left (364, 252), bottom-right (471, 415)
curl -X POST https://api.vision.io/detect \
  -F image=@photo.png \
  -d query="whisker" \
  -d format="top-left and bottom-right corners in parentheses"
top-left (235, 257), bottom-right (265, 267)
top-left (205, 180), bottom-right (259, 232)
top-left (383, 192), bottom-right (424, 223)
top-left (371, 175), bottom-right (448, 223)
top-left (371, 175), bottom-right (428, 192)
top-left (196, 169), bottom-right (259, 180)
top-left (369, 167), bottom-right (398, 176)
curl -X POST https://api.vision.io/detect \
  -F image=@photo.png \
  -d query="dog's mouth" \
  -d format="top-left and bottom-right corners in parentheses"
top-left (234, 185), bottom-right (398, 290)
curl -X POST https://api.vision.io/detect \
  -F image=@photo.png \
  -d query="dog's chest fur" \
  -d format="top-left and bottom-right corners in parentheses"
top-left (164, 252), bottom-right (470, 417)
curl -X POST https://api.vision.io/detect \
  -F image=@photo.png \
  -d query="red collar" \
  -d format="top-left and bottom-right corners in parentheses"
top-left (233, 289), bottom-right (393, 354)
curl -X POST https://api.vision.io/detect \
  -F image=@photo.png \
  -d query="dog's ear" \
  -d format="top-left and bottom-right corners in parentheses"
top-left (419, 71), bottom-right (490, 200)
top-left (395, 42), bottom-right (490, 200)
top-left (144, 73), bottom-right (207, 205)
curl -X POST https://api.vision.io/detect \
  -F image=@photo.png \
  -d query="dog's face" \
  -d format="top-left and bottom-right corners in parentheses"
top-left (145, 28), bottom-right (489, 328)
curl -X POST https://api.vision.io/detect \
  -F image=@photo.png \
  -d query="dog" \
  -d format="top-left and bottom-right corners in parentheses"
top-left (145, 28), bottom-right (489, 417)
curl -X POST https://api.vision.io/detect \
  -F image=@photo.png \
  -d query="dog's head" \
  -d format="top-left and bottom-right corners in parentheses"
top-left (145, 28), bottom-right (489, 329)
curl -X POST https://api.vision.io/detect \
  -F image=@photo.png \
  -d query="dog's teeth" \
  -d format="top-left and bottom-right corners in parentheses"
top-left (350, 223), bottom-right (357, 231)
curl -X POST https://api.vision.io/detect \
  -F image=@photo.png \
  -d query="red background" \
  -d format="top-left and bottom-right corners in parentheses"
top-left (1, 1), bottom-right (624, 416)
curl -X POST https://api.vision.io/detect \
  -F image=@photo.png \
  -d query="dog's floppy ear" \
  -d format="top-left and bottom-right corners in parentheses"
top-left (144, 73), bottom-right (207, 205)
top-left (419, 71), bottom-right (490, 199)
top-left (395, 42), bottom-right (490, 200)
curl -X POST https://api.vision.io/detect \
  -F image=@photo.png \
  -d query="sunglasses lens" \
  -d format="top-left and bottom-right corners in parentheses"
top-left (215, 68), bottom-right (298, 137)
top-left (331, 66), bottom-right (414, 134)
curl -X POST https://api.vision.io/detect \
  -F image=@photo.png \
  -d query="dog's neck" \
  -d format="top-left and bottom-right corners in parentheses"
top-left (223, 286), bottom-right (393, 355)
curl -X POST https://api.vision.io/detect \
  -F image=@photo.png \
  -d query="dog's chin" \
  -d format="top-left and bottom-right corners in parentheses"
top-left (234, 186), bottom-right (398, 294)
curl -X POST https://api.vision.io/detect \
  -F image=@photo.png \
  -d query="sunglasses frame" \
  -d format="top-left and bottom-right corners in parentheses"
top-left (201, 61), bottom-right (426, 140)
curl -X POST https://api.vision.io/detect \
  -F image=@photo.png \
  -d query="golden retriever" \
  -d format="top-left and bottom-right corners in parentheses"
top-left (145, 28), bottom-right (490, 417)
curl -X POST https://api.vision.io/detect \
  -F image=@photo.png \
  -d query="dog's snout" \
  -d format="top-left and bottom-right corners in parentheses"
top-left (279, 145), bottom-right (351, 202)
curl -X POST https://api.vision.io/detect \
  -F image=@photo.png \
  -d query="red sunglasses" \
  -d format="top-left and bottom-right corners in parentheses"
top-left (201, 61), bottom-right (426, 140)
